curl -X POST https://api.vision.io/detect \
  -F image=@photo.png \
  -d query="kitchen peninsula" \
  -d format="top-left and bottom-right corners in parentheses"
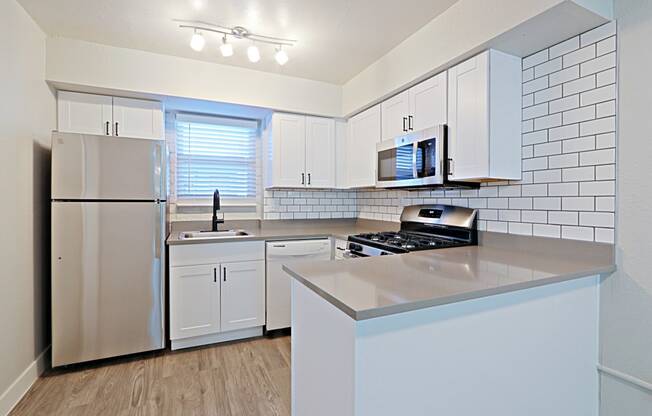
top-left (285, 233), bottom-right (615, 416)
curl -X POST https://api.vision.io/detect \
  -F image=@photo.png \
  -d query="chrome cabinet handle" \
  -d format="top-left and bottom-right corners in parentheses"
top-left (301, 173), bottom-right (305, 185)
top-left (402, 117), bottom-right (407, 132)
top-left (223, 266), bottom-right (227, 282)
top-left (408, 115), bottom-right (414, 131)
top-left (213, 267), bottom-right (217, 283)
top-left (308, 173), bottom-right (311, 185)
top-left (105, 121), bottom-right (110, 135)
top-left (448, 158), bottom-right (454, 176)
top-left (114, 122), bottom-right (119, 136)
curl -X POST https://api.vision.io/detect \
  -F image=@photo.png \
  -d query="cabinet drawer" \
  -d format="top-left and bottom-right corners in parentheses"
top-left (169, 241), bottom-right (265, 267)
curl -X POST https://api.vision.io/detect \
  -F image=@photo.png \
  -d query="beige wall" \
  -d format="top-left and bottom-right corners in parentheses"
top-left (600, 0), bottom-right (652, 414)
top-left (0, 0), bottom-right (56, 408)
top-left (46, 37), bottom-right (343, 118)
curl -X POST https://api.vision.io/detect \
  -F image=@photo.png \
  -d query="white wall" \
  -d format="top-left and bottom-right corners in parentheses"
top-left (0, 0), bottom-right (56, 413)
top-left (599, 1), bottom-right (652, 414)
top-left (341, 0), bottom-right (612, 116)
top-left (46, 37), bottom-right (342, 118)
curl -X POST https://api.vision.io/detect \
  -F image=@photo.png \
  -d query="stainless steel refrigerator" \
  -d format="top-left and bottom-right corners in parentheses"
top-left (51, 132), bottom-right (166, 366)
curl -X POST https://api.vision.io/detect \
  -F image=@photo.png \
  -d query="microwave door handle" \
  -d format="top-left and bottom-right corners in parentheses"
top-left (412, 142), bottom-right (418, 179)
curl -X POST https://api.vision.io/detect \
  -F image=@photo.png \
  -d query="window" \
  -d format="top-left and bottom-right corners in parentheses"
top-left (175, 114), bottom-right (258, 201)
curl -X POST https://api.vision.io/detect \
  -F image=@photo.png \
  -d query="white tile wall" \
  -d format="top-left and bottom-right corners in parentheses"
top-left (355, 22), bottom-right (617, 243)
top-left (263, 189), bottom-right (358, 220)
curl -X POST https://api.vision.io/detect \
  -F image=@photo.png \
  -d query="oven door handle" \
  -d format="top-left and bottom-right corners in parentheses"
top-left (412, 142), bottom-right (419, 179)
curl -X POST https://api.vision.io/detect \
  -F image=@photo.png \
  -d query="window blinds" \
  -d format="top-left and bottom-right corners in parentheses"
top-left (175, 114), bottom-right (258, 199)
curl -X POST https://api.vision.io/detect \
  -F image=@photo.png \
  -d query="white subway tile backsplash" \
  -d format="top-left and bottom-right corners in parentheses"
top-left (563, 136), bottom-right (595, 153)
top-left (487, 221), bottom-right (509, 233)
top-left (597, 36), bottom-right (616, 56)
top-left (522, 67), bottom-right (534, 82)
top-left (535, 57), bottom-right (562, 77)
top-left (596, 101), bottom-right (616, 118)
top-left (550, 36), bottom-right (580, 59)
top-left (549, 95), bottom-right (579, 114)
top-left (580, 212), bottom-right (614, 227)
top-left (549, 65), bottom-right (580, 86)
top-left (534, 85), bottom-right (563, 104)
top-left (522, 210), bottom-right (548, 223)
top-left (596, 197), bottom-right (615, 212)
top-left (563, 166), bottom-right (595, 182)
top-left (523, 130), bottom-right (548, 145)
top-left (562, 226), bottom-right (594, 241)
top-left (509, 198), bottom-right (533, 210)
top-left (563, 75), bottom-right (596, 96)
top-left (522, 103), bottom-right (548, 120)
top-left (580, 180), bottom-right (615, 196)
top-left (534, 141), bottom-right (562, 157)
top-left (534, 169), bottom-right (562, 183)
top-left (534, 197), bottom-right (561, 210)
top-left (563, 44), bottom-right (596, 68)
top-left (509, 222), bottom-right (533, 236)
top-left (596, 132), bottom-right (616, 149)
top-left (534, 113), bottom-right (562, 130)
top-left (523, 49), bottom-right (549, 69)
top-left (522, 184), bottom-right (549, 196)
top-left (563, 106), bottom-right (596, 125)
top-left (523, 76), bottom-right (549, 95)
top-left (523, 157), bottom-right (548, 171)
top-left (597, 68), bottom-right (616, 87)
top-left (580, 148), bottom-right (615, 166)
top-left (549, 153), bottom-right (579, 169)
top-left (562, 197), bottom-right (595, 211)
top-left (549, 211), bottom-right (579, 225)
top-left (548, 182), bottom-right (579, 196)
top-left (595, 164), bottom-right (616, 180)
top-left (580, 21), bottom-right (616, 47)
top-left (549, 124), bottom-right (579, 141)
top-left (580, 52), bottom-right (616, 77)
top-left (499, 210), bottom-right (521, 222)
top-left (580, 116), bottom-right (615, 136)
top-left (533, 224), bottom-right (561, 238)
top-left (580, 84), bottom-right (616, 106)
top-left (594, 228), bottom-right (614, 243)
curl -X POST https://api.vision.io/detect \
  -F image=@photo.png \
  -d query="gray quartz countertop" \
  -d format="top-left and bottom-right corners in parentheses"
top-left (283, 232), bottom-right (616, 320)
top-left (166, 219), bottom-right (399, 245)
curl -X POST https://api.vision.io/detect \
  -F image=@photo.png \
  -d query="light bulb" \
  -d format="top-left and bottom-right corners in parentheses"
top-left (190, 30), bottom-right (205, 52)
top-left (247, 45), bottom-right (260, 63)
top-left (274, 46), bottom-right (289, 65)
top-left (220, 36), bottom-right (233, 57)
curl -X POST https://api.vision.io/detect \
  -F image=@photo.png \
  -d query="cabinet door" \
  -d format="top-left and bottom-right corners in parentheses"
top-left (112, 97), bottom-right (163, 140)
top-left (170, 264), bottom-right (220, 340)
top-left (409, 72), bottom-right (447, 131)
top-left (447, 52), bottom-right (490, 181)
top-left (334, 120), bottom-right (349, 189)
top-left (381, 90), bottom-right (409, 141)
top-left (57, 91), bottom-right (113, 136)
top-left (347, 104), bottom-right (381, 188)
top-left (221, 260), bottom-right (265, 332)
top-left (305, 116), bottom-right (335, 188)
top-left (271, 113), bottom-right (307, 187)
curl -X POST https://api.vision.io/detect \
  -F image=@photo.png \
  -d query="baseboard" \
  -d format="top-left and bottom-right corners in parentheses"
top-left (171, 327), bottom-right (263, 350)
top-left (0, 346), bottom-right (50, 416)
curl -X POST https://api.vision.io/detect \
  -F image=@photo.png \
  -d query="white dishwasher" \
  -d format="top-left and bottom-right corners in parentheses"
top-left (266, 239), bottom-right (332, 330)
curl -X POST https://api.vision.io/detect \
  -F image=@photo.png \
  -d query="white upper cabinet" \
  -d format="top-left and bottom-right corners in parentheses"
top-left (112, 97), bottom-right (163, 140)
top-left (267, 113), bottom-right (335, 188)
top-left (409, 72), bottom-right (447, 132)
top-left (305, 116), bottom-right (336, 188)
top-left (381, 90), bottom-right (410, 141)
top-left (347, 104), bottom-right (381, 188)
top-left (270, 113), bottom-right (306, 187)
top-left (58, 91), bottom-right (113, 136)
top-left (57, 91), bottom-right (163, 140)
top-left (447, 50), bottom-right (522, 182)
top-left (220, 260), bottom-right (265, 332)
top-left (334, 120), bottom-right (348, 188)
top-left (380, 72), bottom-right (447, 141)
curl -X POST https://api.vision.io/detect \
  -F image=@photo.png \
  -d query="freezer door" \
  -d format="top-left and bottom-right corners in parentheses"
top-left (51, 201), bottom-right (165, 366)
top-left (51, 132), bottom-right (164, 200)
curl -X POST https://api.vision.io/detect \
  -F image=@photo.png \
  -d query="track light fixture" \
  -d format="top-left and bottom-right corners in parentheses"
top-left (176, 20), bottom-right (295, 64)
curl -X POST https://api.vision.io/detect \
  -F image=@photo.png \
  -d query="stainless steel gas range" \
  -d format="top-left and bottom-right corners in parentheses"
top-left (346, 204), bottom-right (478, 257)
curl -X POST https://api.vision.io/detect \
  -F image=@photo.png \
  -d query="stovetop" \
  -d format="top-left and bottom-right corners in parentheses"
top-left (349, 231), bottom-right (469, 254)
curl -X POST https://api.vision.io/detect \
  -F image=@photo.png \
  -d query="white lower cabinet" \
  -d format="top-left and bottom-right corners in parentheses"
top-left (169, 264), bottom-right (221, 340)
top-left (220, 260), bottom-right (265, 332)
top-left (169, 241), bottom-right (265, 350)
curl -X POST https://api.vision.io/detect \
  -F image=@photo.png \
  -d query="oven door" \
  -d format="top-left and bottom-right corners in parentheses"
top-left (376, 125), bottom-right (445, 188)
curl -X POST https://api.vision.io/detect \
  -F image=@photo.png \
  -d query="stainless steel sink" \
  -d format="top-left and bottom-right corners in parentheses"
top-left (180, 230), bottom-right (251, 240)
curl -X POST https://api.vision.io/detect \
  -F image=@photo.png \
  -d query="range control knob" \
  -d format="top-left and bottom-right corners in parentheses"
top-left (348, 243), bottom-right (362, 252)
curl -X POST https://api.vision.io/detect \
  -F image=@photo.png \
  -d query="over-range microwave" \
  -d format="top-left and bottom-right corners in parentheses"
top-left (376, 125), bottom-right (446, 188)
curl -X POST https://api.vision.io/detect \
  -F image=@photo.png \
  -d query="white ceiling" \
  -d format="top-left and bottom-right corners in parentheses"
top-left (19, 0), bottom-right (458, 84)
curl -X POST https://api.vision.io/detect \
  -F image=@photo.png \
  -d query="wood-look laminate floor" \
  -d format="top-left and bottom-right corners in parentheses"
top-left (10, 335), bottom-right (291, 416)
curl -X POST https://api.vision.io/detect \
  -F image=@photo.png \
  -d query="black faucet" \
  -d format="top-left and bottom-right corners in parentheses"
top-left (212, 189), bottom-right (224, 232)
